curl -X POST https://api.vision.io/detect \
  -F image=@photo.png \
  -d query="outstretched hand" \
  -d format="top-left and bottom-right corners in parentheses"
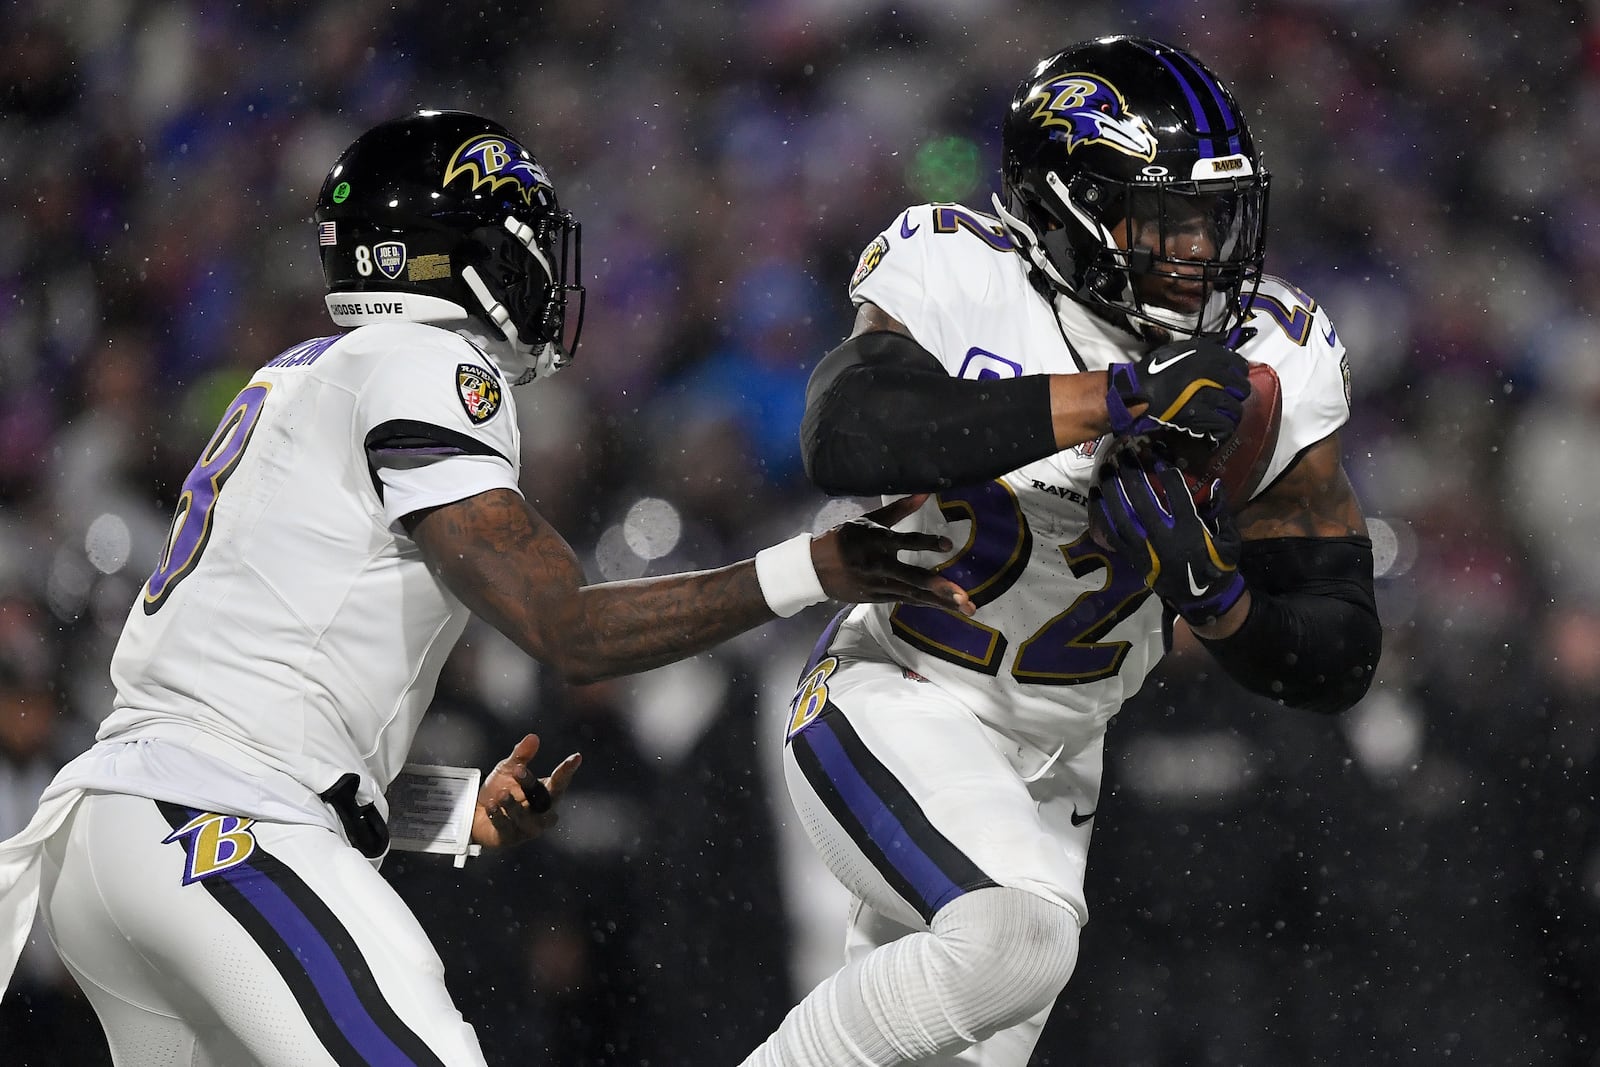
top-left (810, 494), bottom-right (975, 616)
top-left (471, 734), bottom-right (582, 849)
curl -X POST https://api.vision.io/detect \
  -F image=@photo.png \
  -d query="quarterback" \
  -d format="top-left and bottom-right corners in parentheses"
top-left (742, 37), bottom-right (1382, 1066)
top-left (0, 111), bottom-right (971, 1066)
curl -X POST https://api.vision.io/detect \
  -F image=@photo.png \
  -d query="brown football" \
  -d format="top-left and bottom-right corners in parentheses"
top-left (1089, 362), bottom-right (1283, 552)
top-left (1158, 361), bottom-right (1284, 508)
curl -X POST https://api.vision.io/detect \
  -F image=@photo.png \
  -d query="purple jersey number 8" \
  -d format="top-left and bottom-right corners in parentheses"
top-left (142, 382), bottom-right (273, 614)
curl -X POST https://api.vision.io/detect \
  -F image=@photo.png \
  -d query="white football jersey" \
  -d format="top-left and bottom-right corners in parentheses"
top-left (837, 202), bottom-right (1352, 756)
top-left (86, 321), bottom-right (522, 820)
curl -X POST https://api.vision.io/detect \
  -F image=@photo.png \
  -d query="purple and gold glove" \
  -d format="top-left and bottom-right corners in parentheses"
top-left (1090, 449), bottom-right (1245, 624)
top-left (1105, 337), bottom-right (1250, 444)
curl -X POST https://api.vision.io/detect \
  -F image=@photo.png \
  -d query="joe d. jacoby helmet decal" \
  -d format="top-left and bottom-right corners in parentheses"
top-left (442, 135), bottom-right (554, 207)
top-left (1026, 73), bottom-right (1158, 162)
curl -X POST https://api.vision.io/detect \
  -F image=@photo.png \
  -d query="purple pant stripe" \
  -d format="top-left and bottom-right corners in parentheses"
top-left (806, 717), bottom-right (964, 915)
top-left (220, 862), bottom-right (428, 1066)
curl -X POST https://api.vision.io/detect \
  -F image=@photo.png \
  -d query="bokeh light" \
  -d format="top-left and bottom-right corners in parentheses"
top-left (622, 496), bottom-right (683, 561)
top-left (906, 135), bottom-right (982, 203)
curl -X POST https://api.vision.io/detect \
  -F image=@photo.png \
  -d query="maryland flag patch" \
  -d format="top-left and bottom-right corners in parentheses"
top-left (457, 363), bottom-right (502, 424)
top-left (850, 235), bottom-right (890, 294)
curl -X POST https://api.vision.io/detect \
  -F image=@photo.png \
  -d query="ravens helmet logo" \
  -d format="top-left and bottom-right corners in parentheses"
top-left (442, 136), bottom-right (553, 207)
top-left (1026, 73), bottom-right (1158, 162)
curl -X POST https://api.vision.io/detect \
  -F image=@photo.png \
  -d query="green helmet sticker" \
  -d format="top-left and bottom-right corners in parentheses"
top-left (332, 181), bottom-right (351, 204)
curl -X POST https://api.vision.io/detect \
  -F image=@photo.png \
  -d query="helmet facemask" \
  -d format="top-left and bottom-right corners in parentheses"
top-left (460, 212), bottom-right (586, 385)
top-left (998, 166), bottom-right (1269, 343)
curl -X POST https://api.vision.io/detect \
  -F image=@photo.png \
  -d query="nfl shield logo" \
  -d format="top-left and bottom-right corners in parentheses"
top-left (373, 241), bottom-right (407, 280)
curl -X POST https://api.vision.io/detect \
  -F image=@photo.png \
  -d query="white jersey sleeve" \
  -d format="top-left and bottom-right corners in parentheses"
top-left (848, 204), bottom-right (1029, 379)
top-left (351, 326), bottom-right (523, 528)
top-left (1238, 275), bottom-right (1354, 497)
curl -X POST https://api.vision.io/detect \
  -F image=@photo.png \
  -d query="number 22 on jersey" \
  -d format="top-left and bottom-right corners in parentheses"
top-left (142, 382), bottom-right (272, 614)
top-left (888, 481), bottom-right (1151, 685)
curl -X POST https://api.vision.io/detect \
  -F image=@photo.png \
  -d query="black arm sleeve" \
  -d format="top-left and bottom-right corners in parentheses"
top-left (1196, 535), bottom-right (1382, 715)
top-left (800, 330), bottom-right (1060, 495)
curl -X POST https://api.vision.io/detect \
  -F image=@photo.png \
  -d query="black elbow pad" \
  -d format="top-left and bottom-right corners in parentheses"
top-left (1198, 536), bottom-right (1382, 714)
top-left (800, 330), bottom-right (1056, 495)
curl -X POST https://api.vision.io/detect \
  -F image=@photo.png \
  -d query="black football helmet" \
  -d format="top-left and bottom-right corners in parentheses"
top-left (994, 36), bottom-right (1269, 342)
top-left (313, 110), bottom-right (584, 383)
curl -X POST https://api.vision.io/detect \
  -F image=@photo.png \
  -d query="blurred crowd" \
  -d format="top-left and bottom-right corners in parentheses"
top-left (4, 0), bottom-right (1600, 1063)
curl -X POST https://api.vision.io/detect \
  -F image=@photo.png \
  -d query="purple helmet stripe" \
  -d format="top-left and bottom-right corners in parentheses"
top-left (1170, 49), bottom-right (1243, 154)
top-left (1150, 50), bottom-right (1216, 156)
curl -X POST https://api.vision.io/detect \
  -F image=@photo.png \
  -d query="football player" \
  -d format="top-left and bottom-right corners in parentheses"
top-left (741, 36), bottom-right (1382, 1066)
top-left (0, 111), bottom-right (973, 1066)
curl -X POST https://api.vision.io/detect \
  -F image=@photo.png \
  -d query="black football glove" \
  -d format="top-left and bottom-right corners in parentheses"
top-left (1105, 337), bottom-right (1250, 444)
top-left (1090, 449), bottom-right (1245, 625)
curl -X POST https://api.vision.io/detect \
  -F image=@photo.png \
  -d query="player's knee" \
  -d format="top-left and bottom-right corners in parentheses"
top-left (932, 886), bottom-right (1079, 1034)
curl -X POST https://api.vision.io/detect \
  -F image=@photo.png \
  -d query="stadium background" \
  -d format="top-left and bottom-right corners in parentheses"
top-left (3, 0), bottom-right (1599, 1063)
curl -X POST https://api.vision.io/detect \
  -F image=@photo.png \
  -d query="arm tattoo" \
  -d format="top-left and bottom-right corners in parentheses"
top-left (1234, 434), bottom-right (1367, 541)
top-left (407, 489), bottom-right (774, 685)
top-left (567, 567), bottom-right (775, 680)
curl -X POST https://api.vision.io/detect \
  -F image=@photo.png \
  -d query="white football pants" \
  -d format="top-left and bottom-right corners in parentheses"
top-left (748, 652), bottom-right (1099, 1066)
top-left (38, 791), bottom-right (486, 1066)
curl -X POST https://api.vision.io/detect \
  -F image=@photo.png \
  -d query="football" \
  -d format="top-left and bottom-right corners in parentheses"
top-left (1105, 360), bottom-right (1283, 511)
top-left (1153, 360), bottom-right (1284, 508)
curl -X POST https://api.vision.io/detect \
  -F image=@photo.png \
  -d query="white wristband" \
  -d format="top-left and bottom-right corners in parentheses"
top-left (754, 533), bottom-right (828, 618)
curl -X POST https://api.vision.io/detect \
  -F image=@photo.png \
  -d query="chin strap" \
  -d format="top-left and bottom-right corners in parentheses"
top-left (459, 265), bottom-right (563, 384)
top-left (991, 192), bottom-right (1072, 293)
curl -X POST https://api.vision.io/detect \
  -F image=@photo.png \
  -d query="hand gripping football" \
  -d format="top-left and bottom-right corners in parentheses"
top-left (1089, 361), bottom-right (1281, 555)
top-left (1138, 361), bottom-right (1283, 508)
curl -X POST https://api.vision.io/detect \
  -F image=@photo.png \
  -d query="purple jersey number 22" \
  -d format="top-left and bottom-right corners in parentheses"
top-left (889, 480), bottom-right (1152, 685)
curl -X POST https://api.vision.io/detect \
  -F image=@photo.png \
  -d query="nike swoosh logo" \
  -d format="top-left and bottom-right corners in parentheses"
top-left (1186, 564), bottom-right (1210, 597)
top-left (1145, 347), bottom-right (1197, 374)
top-left (1071, 807), bottom-right (1096, 826)
top-left (1323, 321), bottom-right (1338, 346)
top-left (899, 213), bottom-right (920, 239)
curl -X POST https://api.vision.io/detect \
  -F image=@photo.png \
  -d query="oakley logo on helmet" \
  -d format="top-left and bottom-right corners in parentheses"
top-left (1027, 74), bottom-right (1157, 162)
top-left (442, 136), bottom-right (552, 207)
